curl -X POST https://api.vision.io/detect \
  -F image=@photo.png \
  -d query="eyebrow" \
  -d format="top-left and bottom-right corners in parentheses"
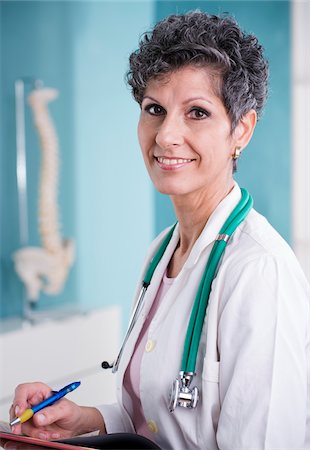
top-left (142, 95), bottom-right (214, 105)
top-left (142, 96), bottom-right (158, 103)
top-left (186, 96), bottom-right (214, 105)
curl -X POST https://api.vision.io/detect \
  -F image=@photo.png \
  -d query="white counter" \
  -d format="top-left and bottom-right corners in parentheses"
top-left (0, 307), bottom-right (120, 421)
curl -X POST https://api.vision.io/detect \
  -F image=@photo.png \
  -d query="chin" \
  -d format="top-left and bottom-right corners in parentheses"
top-left (151, 174), bottom-right (199, 197)
top-left (155, 183), bottom-right (189, 196)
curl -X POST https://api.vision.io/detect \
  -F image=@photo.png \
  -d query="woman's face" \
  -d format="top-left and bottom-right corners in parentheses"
top-left (138, 66), bottom-right (239, 200)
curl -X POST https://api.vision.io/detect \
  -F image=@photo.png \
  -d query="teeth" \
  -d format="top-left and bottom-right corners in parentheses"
top-left (157, 157), bottom-right (192, 165)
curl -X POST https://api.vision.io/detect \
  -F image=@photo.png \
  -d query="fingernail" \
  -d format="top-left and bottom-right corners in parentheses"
top-left (37, 413), bottom-right (46, 424)
top-left (51, 432), bottom-right (60, 439)
top-left (39, 432), bottom-right (47, 440)
top-left (14, 405), bottom-right (19, 415)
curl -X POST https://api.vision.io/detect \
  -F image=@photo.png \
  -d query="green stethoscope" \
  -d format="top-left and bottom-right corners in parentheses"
top-left (111, 188), bottom-right (253, 412)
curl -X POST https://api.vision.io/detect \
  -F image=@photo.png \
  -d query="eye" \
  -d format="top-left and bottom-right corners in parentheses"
top-left (144, 103), bottom-right (166, 116)
top-left (188, 107), bottom-right (211, 120)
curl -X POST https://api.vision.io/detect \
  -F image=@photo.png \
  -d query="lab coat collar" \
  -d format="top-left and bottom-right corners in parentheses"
top-left (181, 182), bottom-right (242, 269)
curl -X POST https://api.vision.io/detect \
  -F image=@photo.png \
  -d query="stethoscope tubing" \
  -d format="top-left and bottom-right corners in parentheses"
top-left (112, 285), bottom-right (148, 373)
top-left (182, 189), bottom-right (253, 373)
top-left (112, 223), bottom-right (177, 373)
top-left (113, 189), bottom-right (253, 378)
top-left (143, 223), bottom-right (177, 286)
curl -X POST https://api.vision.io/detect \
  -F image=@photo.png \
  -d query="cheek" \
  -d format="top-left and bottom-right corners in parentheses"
top-left (137, 119), bottom-right (144, 146)
top-left (138, 121), bottom-right (152, 166)
top-left (137, 119), bottom-right (149, 149)
top-left (138, 119), bottom-right (155, 152)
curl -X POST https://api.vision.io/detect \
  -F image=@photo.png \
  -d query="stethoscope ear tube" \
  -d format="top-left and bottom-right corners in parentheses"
top-left (112, 285), bottom-right (148, 373)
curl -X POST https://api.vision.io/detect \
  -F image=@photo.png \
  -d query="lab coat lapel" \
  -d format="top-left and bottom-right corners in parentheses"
top-left (183, 183), bottom-right (242, 269)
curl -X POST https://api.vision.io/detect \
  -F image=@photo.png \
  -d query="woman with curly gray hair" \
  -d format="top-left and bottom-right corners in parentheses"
top-left (10, 11), bottom-right (309, 450)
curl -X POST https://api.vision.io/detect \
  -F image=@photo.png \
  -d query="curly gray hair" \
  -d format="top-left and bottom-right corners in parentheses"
top-left (127, 11), bottom-right (269, 131)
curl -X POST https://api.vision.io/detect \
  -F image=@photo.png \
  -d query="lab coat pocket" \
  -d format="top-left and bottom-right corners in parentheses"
top-left (202, 359), bottom-right (220, 383)
top-left (198, 359), bottom-right (221, 448)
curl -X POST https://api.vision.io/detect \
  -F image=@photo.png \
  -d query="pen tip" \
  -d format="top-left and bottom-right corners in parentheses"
top-left (10, 417), bottom-right (21, 426)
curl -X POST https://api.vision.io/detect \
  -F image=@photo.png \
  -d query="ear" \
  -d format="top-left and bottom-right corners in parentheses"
top-left (233, 109), bottom-right (257, 150)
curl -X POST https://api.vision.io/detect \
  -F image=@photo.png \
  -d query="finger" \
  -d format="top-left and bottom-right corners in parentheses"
top-left (9, 403), bottom-right (22, 435)
top-left (13, 382), bottom-right (52, 413)
top-left (11, 382), bottom-right (52, 416)
top-left (20, 401), bottom-right (73, 440)
top-left (32, 398), bottom-right (75, 429)
top-left (9, 404), bottom-right (15, 421)
top-left (14, 397), bottom-right (80, 441)
top-left (9, 404), bottom-right (22, 435)
top-left (9, 424), bottom-right (21, 436)
top-left (10, 382), bottom-right (52, 435)
top-left (21, 421), bottom-right (70, 442)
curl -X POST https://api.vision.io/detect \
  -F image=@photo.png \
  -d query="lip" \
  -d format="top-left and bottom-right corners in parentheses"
top-left (154, 156), bottom-right (194, 171)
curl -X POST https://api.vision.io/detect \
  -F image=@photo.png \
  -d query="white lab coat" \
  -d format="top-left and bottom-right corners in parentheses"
top-left (97, 184), bottom-right (310, 450)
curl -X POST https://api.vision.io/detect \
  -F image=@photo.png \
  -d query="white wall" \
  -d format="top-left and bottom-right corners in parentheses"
top-left (292, 0), bottom-right (310, 282)
top-left (0, 307), bottom-right (120, 422)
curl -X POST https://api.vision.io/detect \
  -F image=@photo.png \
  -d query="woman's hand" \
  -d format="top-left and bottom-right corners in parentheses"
top-left (9, 382), bottom-right (105, 440)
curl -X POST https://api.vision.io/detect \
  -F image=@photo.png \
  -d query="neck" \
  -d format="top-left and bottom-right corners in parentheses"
top-left (171, 181), bottom-right (235, 255)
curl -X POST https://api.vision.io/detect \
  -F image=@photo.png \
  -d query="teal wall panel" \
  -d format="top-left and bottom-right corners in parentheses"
top-left (70, 2), bottom-right (155, 325)
top-left (0, 1), bottom-right (77, 317)
top-left (0, 0), bottom-right (291, 322)
top-left (0, 1), bottom-right (154, 323)
top-left (154, 1), bottom-right (291, 243)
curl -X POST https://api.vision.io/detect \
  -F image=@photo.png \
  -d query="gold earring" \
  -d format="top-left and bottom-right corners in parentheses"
top-left (233, 147), bottom-right (242, 160)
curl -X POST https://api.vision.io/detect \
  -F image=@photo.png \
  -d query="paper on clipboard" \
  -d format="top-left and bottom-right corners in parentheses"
top-left (0, 431), bottom-right (92, 449)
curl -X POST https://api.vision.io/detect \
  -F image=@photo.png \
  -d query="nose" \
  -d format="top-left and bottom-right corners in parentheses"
top-left (155, 113), bottom-right (185, 149)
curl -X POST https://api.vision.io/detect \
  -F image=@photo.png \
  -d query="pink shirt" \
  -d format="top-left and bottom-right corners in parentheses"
top-left (123, 271), bottom-right (174, 439)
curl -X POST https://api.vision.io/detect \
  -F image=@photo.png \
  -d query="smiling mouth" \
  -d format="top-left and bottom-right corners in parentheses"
top-left (155, 156), bottom-right (194, 166)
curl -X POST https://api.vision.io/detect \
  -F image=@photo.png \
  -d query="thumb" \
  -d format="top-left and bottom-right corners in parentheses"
top-left (32, 403), bottom-right (65, 428)
top-left (34, 412), bottom-right (47, 426)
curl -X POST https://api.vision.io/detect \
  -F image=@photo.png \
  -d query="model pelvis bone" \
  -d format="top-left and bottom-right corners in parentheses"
top-left (13, 87), bottom-right (75, 301)
top-left (13, 240), bottom-right (75, 301)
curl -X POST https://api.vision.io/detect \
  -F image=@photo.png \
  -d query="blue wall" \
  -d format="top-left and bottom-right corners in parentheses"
top-left (1, 2), bottom-right (78, 317)
top-left (0, 1), bottom-right (154, 322)
top-left (70, 2), bottom-right (155, 319)
top-left (154, 1), bottom-right (291, 244)
top-left (0, 0), bottom-right (291, 322)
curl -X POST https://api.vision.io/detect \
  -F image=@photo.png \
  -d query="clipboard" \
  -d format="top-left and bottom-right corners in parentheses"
top-left (0, 431), bottom-right (91, 449)
top-left (0, 431), bottom-right (161, 449)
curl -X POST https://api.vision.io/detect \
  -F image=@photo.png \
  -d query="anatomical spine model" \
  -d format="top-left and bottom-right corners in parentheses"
top-left (12, 88), bottom-right (75, 301)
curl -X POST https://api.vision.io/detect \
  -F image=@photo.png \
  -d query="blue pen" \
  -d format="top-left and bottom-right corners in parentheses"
top-left (10, 381), bottom-right (81, 426)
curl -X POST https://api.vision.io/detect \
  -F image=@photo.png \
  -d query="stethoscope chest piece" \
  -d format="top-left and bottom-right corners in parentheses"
top-left (168, 372), bottom-right (199, 413)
